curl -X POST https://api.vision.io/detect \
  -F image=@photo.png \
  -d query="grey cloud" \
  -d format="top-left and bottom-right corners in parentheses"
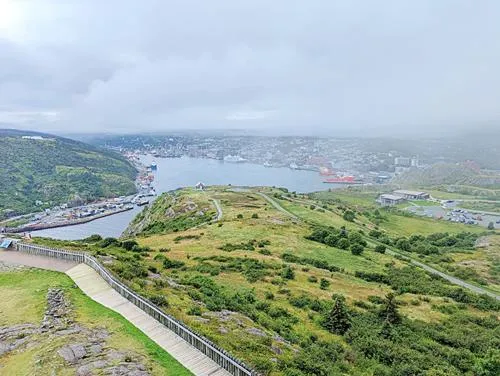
top-left (1, 0), bottom-right (500, 135)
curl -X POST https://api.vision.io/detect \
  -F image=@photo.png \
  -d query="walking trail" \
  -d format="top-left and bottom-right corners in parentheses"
top-left (0, 250), bottom-right (231, 376)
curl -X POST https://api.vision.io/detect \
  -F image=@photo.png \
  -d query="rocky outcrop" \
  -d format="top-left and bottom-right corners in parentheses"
top-left (0, 288), bottom-right (151, 375)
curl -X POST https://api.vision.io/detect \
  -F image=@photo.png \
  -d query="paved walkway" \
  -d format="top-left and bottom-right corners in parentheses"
top-left (0, 250), bottom-right (77, 272)
top-left (66, 264), bottom-right (231, 376)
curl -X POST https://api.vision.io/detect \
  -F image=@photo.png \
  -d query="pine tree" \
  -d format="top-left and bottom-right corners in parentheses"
top-left (379, 292), bottom-right (401, 325)
top-left (323, 296), bottom-right (351, 335)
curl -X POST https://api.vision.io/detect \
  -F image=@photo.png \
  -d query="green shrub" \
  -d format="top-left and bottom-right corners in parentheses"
top-left (187, 306), bottom-right (202, 316)
top-left (121, 239), bottom-right (139, 251)
top-left (307, 275), bottom-right (318, 283)
top-left (350, 244), bottom-right (364, 255)
top-left (149, 294), bottom-right (168, 307)
top-left (281, 266), bottom-right (295, 280)
top-left (163, 257), bottom-right (186, 269)
top-left (265, 291), bottom-right (275, 300)
top-left (320, 278), bottom-right (330, 290)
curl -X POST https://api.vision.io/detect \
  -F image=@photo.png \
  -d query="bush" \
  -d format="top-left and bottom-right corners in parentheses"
top-left (320, 278), bottom-right (330, 290)
top-left (265, 291), bottom-right (275, 300)
top-left (163, 257), bottom-right (186, 269)
top-left (236, 214), bottom-right (244, 219)
top-left (375, 244), bottom-right (386, 254)
top-left (487, 222), bottom-right (494, 230)
top-left (307, 275), bottom-right (318, 283)
top-left (83, 234), bottom-right (102, 242)
top-left (282, 266), bottom-right (295, 280)
top-left (289, 295), bottom-right (311, 308)
top-left (350, 244), bottom-right (364, 255)
top-left (122, 239), bottom-right (139, 251)
top-left (99, 237), bottom-right (121, 248)
top-left (187, 306), bottom-right (202, 316)
top-left (251, 213), bottom-right (259, 219)
top-left (149, 294), bottom-right (168, 307)
top-left (343, 210), bottom-right (356, 222)
top-left (337, 238), bottom-right (350, 250)
top-left (159, 247), bottom-right (170, 252)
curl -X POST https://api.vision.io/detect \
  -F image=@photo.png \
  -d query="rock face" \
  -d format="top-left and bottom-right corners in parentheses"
top-left (0, 288), bottom-right (151, 375)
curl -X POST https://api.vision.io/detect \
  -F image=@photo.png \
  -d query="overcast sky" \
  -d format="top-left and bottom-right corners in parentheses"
top-left (1, 0), bottom-right (499, 136)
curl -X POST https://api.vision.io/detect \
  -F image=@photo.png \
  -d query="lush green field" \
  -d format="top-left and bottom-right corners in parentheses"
top-left (0, 129), bottom-right (137, 219)
top-left (0, 268), bottom-right (191, 376)
top-left (33, 186), bottom-right (500, 376)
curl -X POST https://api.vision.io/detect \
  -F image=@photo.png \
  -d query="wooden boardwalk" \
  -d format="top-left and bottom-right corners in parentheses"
top-left (66, 263), bottom-right (231, 376)
top-left (0, 250), bottom-right (232, 376)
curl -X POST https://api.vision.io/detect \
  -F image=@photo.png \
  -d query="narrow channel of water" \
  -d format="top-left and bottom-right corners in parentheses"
top-left (31, 157), bottom-right (344, 240)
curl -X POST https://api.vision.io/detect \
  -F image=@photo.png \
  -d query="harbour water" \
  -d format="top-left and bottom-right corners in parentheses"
top-left (31, 157), bottom-right (343, 240)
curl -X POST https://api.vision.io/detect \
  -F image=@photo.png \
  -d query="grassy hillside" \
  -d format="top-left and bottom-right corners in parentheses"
top-left (32, 186), bottom-right (500, 376)
top-left (0, 267), bottom-right (190, 375)
top-left (393, 162), bottom-right (500, 190)
top-left (0, 129), bottom-right (137, 218)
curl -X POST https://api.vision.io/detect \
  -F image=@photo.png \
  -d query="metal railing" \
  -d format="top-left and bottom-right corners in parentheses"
top-left (14, 242), bottom-right (255, 376)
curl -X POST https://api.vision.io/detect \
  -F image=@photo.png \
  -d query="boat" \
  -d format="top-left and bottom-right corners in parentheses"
top-left (223, 155), bottom-right (246, 163)
top-left (319, 167), bottom-right (335, 176)
top-left (150, 162), bottom-right (157, 170)
top-left (263, 162), bottom-right (272, 167)
top-left (289, 163), bottom-right (298, 170)
top-left (323, 176), bottom-right (364, 184)
top-left (136, 199), bottom-right (150, 206)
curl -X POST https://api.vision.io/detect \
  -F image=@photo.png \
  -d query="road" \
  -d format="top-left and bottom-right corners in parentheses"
top-left (211, 199), bottom-right (223, 221)
top-left (257, 192), bottom-right (299, 220)
top-left (259, 192), bottom-right (500, 301)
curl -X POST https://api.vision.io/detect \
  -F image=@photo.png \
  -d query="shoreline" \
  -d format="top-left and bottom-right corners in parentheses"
top-left (6, 206), bottom-right (134, 234)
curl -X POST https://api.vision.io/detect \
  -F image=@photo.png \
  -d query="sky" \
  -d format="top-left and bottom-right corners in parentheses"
top-left (1, 0), bottom-right (500, 136)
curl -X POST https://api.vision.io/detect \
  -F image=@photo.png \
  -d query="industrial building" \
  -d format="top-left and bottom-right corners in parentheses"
top-left (378, 194), bottom-right (406, 206)
top-left (393, 190), bottom-right (430, 200)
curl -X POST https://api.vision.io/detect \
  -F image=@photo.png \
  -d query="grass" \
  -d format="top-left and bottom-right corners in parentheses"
top-left (30, 186), bottom-right (500, 375)
top-left (0, 269), bottom-right (191, 376)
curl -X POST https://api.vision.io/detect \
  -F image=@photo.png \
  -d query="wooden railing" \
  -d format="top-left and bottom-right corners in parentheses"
top-left (14, 242), bottom-right (255, 376)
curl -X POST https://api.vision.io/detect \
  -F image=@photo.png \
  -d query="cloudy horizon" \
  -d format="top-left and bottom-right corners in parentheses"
top-left (1, 0), bottom-right (500, 136)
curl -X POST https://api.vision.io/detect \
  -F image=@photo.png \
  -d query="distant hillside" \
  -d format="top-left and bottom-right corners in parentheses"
top-left (0, 129), bottom-right (137, 218)
top-left (394, 162), bottom-right (500, 191)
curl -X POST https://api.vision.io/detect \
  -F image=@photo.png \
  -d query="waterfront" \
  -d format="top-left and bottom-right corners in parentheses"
top-left (31, 157), bottom-right (344, 240)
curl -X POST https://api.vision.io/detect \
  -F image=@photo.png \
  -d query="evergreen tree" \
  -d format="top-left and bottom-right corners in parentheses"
top-left (323, 296), bottom-right (351, 335)
top-left (379, 292), bottom-right (401, 325)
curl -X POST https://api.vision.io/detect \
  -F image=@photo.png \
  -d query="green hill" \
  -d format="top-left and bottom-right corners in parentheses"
top-left (0, 129), bottom-right (137, 219)
top-left (34, 186), bottom-right (500, 376)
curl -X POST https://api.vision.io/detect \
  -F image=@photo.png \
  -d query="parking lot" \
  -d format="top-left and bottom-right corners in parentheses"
top-left (407, 205), bottom-right (500, 229)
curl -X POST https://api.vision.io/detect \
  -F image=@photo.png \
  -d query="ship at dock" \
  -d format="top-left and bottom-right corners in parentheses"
top-left (223, 155), bottom-right (247, 163)
top-left (323, 175), bottom-right (364, 184)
